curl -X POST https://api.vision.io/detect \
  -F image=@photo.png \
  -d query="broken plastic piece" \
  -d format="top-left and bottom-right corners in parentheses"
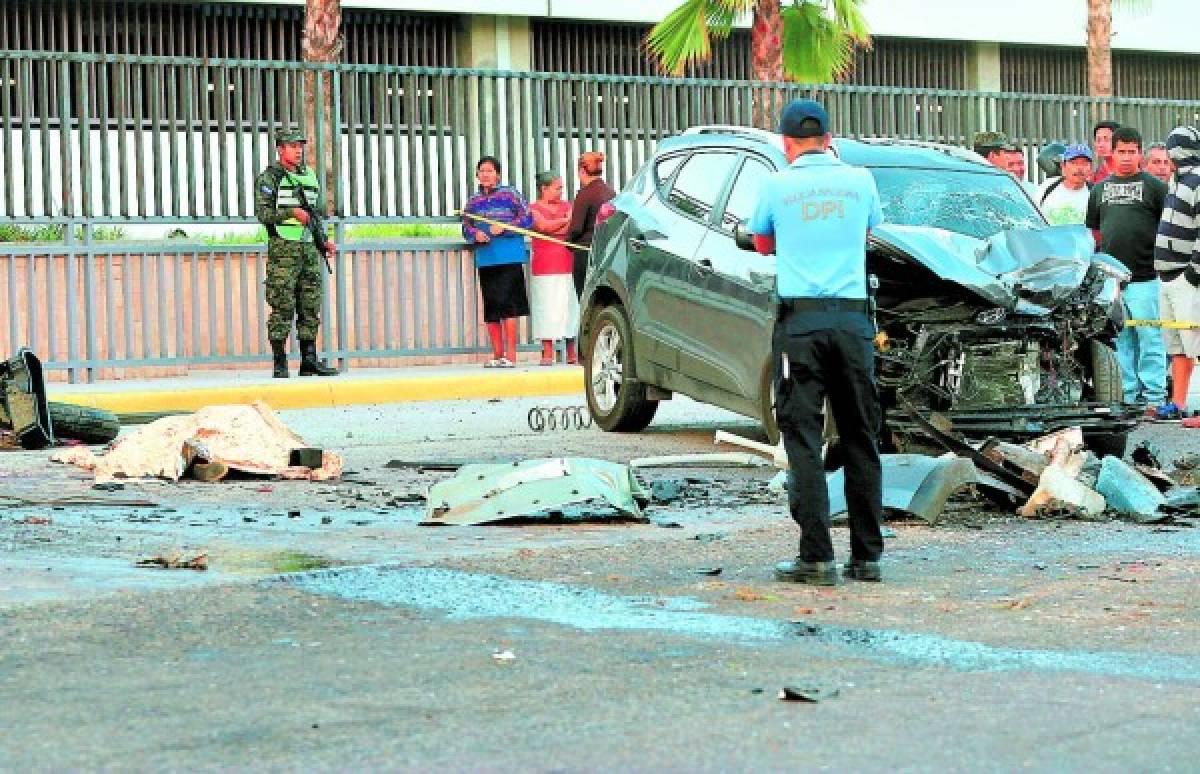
top-left (1018, 463), bottom-right (1105, 518)
top-left (713, 430), bottom-right (788, 468)
top-left (1096, 456), bottom-right (1166, 521)
top-left (827, 453), bottom-right (977, 524)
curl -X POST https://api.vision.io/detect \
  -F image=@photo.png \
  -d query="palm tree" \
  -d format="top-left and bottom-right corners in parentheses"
top-left (1086, 0), bottom-right (1150, 98)
top-left (646, 0), bottom-right (870, 128)
top-left (303, 0), bottom-right (342, 215)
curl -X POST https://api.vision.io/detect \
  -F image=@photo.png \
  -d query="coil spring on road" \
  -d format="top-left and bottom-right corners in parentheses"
top-left (527, 405), bottom-right (593, 432)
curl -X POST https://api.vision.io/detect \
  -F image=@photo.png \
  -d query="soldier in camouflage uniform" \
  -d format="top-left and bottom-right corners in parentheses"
top-left (254, 127), bottom-right (339, 378)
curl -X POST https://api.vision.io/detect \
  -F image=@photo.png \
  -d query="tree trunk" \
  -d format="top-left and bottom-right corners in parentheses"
top-left (1086, 0), bottom-right (1113, 98)
top-left (303, 0), bottom-right (342, 215)
top-left (750, 0), bottom-right (784, 129)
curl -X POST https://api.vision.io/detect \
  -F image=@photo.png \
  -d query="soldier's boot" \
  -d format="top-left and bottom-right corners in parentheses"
top-left (270, 339), bottom-right (289, 379)
top-left (298, 339), bottom-right (338, 377)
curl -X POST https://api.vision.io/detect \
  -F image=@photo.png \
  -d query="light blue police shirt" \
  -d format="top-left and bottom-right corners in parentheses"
top-left (749, 152), bottom-right (883, 300)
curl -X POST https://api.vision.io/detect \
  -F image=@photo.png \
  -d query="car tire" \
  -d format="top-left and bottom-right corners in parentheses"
top-left (584, 305), bottom-right (658, 432)
top-left (48, 401), bottom-right (120, 445)
top-left (1089, 339), bottom-right (1122, 403)
top-left (1084, 339), bottom-right (1128, 458)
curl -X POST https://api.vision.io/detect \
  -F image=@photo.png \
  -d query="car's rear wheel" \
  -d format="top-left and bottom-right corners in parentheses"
top-left (1083, 339), bottom-right (1128, 458)
top-left (584, 305), bottom-right (658, 432)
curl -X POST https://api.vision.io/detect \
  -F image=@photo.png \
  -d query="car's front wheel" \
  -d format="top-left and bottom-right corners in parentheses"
top-left (584, 305), bottom-right (658, 432)
top-left (1084, 339), bottom-right (1129, 458)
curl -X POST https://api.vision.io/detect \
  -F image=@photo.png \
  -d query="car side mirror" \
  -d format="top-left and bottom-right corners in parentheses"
top-left (733, 222), bottom-right (755, 252)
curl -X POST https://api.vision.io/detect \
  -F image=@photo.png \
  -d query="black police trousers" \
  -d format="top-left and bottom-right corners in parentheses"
top-left (773, 304), bottom-right (884, 563)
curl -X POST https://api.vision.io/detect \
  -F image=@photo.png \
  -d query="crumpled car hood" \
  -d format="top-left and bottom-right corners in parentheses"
top-left (871, 223), bottom-right (1110, 315)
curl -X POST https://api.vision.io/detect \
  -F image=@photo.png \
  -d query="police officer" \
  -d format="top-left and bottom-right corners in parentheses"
top-left (254, 127), bottom-right (338, 378)
top-left (748, 98), bottom-right (885, 586)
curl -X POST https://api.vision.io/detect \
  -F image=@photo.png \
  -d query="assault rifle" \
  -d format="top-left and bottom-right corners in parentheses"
top-left (285, 171), bottom-right (333, 275)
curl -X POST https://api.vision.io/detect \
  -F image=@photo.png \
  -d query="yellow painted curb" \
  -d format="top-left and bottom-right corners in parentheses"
top-left (54, 370), bottom-right (586, 415)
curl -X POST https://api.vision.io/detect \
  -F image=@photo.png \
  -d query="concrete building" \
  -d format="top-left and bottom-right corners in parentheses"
top-left (3, 0), bottom-right (1199, 98)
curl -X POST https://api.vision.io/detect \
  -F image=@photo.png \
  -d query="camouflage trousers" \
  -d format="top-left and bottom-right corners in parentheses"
top-left (265, 238), bottom-right (323, 341)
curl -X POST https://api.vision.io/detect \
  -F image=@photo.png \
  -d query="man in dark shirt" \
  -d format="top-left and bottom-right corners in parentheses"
top-left (1086, 126), bottom-right (1168, 411)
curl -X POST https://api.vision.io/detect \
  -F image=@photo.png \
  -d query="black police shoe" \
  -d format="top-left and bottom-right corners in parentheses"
top-left (843, 559), bottom-right (882, 582)
top-left (774, 559), bottom-right (838, 585)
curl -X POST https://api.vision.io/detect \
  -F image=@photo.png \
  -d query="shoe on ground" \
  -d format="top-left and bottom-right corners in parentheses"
top-left (1155, 402), bottom-right (1182, 421)
top-left (774, 559), bottom-right (838, 585)
top-left (843, 559), bottom-right (882, 582)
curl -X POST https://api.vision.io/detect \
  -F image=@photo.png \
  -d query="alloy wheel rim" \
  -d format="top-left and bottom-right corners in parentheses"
top-left (590, 324), bottom-right (623, 413)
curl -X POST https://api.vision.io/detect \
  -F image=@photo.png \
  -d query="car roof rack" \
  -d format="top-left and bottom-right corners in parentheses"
top-left (682, 125), bottom-right (781, 146)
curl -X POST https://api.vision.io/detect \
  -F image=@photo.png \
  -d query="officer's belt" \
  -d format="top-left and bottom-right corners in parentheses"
top-left (779, 297), bottom-right (869, 313)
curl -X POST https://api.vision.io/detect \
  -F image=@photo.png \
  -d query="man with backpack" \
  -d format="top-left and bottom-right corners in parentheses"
top-left (1038, 144), bottom-right (1094, 225)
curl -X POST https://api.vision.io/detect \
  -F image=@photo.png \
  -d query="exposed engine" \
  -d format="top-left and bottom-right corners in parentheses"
top-left (876, 323), bottom-right (1087, 412)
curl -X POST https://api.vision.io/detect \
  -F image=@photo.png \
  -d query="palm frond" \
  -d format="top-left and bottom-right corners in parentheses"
top-left (646, 0), bottom-right (734, 75)
top-left (830, 0), bottom-right (871, 45)
top-left (780, 2), bottom-right (857, 83)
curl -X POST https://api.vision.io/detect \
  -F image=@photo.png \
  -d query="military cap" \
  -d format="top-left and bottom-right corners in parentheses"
top-left (972, 130), bottom-right (1016, 154)
top-left (274, 126), bottom-right (307, 145)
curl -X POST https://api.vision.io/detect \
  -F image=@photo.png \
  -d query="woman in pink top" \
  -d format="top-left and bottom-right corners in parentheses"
top-left (529, 171), bottom-right (580, 365)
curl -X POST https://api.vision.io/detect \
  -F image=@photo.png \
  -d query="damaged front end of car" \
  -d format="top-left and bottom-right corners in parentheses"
top-left (866, 224), bottom-right (1138, 452)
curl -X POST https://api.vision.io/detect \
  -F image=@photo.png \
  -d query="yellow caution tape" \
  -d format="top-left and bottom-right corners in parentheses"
top-left (1126, 319), bottom-right (1200, 330)
top-left (456, 210), bottom-right (588, 251)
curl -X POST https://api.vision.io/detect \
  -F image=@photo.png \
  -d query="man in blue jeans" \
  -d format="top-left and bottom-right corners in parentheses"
top-left (1086, 126), bottom-right (1168, 412)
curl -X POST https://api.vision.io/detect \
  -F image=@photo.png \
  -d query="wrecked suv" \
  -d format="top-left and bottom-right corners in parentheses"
top-left (579, 127), bottom-right (1137, 456)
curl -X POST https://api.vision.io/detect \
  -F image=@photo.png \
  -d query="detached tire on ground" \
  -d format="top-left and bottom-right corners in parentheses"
top-left (584, 305), bottom-right (658, 432)
top-left (1083, 339), bottom-right (1129, 458)
top-left (48, 402), bottom-right (120, 445)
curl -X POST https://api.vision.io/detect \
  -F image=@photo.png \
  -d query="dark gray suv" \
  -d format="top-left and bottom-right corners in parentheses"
top-left (578, 127), bottom-right (1137, 455)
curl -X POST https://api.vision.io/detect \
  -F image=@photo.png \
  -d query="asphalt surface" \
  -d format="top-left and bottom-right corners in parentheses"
top-left (3, 396), bottom-right (1200, 770)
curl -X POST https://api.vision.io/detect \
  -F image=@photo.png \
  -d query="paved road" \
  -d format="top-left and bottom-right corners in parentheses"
top-left (2, 397), bottom-right (1200, 770)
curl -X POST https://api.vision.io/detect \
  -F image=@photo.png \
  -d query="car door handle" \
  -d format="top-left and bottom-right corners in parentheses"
top-left (629, 237), bottom-right (648, 252)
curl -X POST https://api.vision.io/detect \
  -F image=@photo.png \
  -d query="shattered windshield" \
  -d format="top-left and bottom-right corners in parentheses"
top-left (869, 167), bottom-right (1045, 240)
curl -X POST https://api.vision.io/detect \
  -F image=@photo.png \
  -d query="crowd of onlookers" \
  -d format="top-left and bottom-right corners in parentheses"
top-left (459, 152), bottom-right (615, 368)
top-left (973, 122), bottom-right (1200, 421)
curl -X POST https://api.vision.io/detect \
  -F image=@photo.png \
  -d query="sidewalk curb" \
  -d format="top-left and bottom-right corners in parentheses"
top-left (53, 369), bottom-right (585, 415)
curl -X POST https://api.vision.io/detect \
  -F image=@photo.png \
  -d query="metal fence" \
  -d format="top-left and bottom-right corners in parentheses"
top-left (0, 229), bottom-right (505, 382)
top-left (3, 51), bottom-right (1200, 223)
top-left (4, 51), bottom-right (1200, 380)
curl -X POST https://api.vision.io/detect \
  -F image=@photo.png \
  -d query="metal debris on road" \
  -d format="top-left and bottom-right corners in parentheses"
top-left (423, 457), bottom-right (649, 526)
top-left (1096, 456), bottom-right (1167, 522)
top-left (778, 684), bottom-right (839, 702)
top-left (713, 430), bottom-right (788, 468)
top-left (135, 552), bottom-right (209, 571)
top-left (827, 453), bottom-right (981, 524)
top-left (649, 479), bottom-right (686, 504)
top-left (628, 452), bottom-right (773, 469)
